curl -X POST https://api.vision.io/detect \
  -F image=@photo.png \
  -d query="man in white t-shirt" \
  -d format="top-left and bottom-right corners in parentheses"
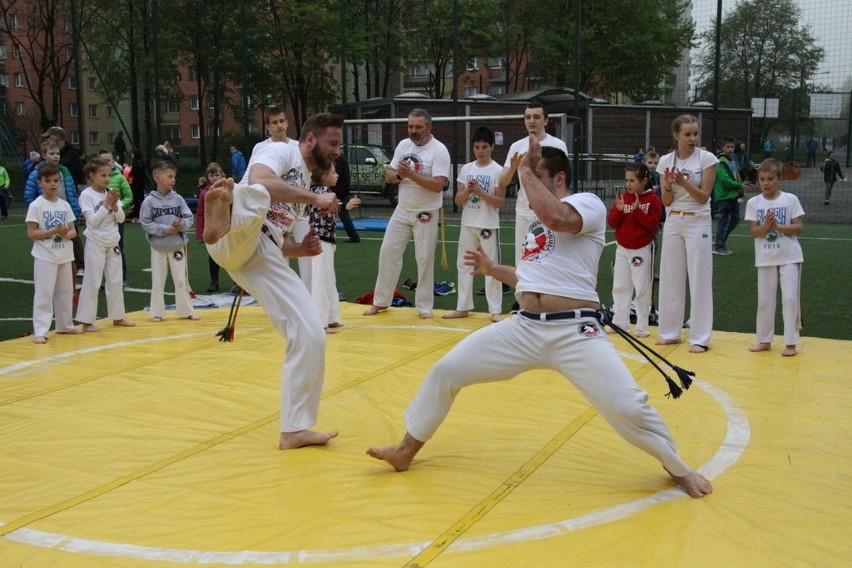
top-left (499, 101), bottom-right (568, 265)
top-left (364, 108), bottom-right (451, 318)
top-left (367, 139), bottom-right (713, 500)
top-left (203, 113), bottom-right (341, 451)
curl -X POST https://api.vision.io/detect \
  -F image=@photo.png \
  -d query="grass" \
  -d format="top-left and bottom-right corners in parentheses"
top-left (1, 202), bottom-right (850, 342)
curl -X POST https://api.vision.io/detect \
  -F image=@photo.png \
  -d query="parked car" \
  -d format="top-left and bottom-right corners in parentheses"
top-left (347, 144), bottom-right (399, 206)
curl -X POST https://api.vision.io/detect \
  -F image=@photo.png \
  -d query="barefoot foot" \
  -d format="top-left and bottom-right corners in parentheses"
top-left (655, 338), bottom-right (682, 346)
top-left (324, 326), bottom-right (340, 335)
top-left (668, 469), bottom-right (713, 498)
top-left (113, 319), bottom-right (136, 327)
top-left (781, 345), bottom-right (797, 357)
top-left (363, 305), bottom-right (388, 316)
top-left (490, 314), bottom-right (502, 323)
top-left (186, 314), bottom-right (200, 321)
top-left (688, 344), bottom-right (709, 353)
top-left (57, 328), bottom-right (83, 335)
top-left (441, 311), bottom-right (468, 319)
top-left (748, 342), bottom-right (771, 352)
top-left (82, 323), bottom-right (102, 333)
top-left (150, 316), bottom-right (163, 323)
top-left (33, 335), bottom-right (47, 344)
top-left (419, 312), bottom-right (432, 320)
top-left (202, 180), bottom-right (235, 245)
top-left (279, 429), bottom-right (338, 450)
top-left (366, 433), bottom-right (424, 472)
top-left (635, 331), bottom-right (650, 338)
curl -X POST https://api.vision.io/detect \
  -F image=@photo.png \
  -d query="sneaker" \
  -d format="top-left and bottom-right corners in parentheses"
top-left (403, 278), bottom-right (417, 290)
top-left (712, 247), bottom-right (733, 256)
top-left (434, 281), bottom-right (456, 296)
top-left (76, 268), bottom-right (85, 277)
top-left (206, 282), bottom-right (220, 293)
top-left (824, 200), bottom-right (830, 205)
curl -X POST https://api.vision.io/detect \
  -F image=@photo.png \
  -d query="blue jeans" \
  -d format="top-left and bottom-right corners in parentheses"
top-left (714, 198), bottom-right (740, 249)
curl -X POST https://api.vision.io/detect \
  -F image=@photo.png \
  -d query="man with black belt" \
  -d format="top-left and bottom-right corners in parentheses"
top-left (367, 138), bottom-right (712, 499)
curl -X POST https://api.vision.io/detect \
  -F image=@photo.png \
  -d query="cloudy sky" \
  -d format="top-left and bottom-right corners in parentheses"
top-left (691, 0), bottom-right (851, 91)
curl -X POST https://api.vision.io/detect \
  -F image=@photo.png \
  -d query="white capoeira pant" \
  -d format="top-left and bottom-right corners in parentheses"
top-left (455, 225), bottom-right (501, 315)
top-left (76, 240), bottom-right (126, 324)
top-left (373, 206), bottom-right (440, 315)
top-left (306, 240), bottom-right (340, 327)
top-left (207, 184), bottom-right (327, 432)
top-left (32, 259), bottom-right (76, 336)
top-left (612, 243), bottom-right (655, 335)
top-left (403, 313), bottom-right (692, 477)
top-left (514, 210), bottom-right (537, 265)
top-left (148, 246), bottom-right (195, 319)
top-left (657, 213), bottom-right (713, 346)
top-left (756, 263), bottom-right (801, 346)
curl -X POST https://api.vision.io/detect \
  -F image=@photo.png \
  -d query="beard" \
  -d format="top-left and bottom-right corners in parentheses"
top-left (311, 144), bottom-right (331, 172)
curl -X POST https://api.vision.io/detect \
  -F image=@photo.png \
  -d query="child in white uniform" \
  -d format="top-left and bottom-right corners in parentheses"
top-left (76, 158), bottom-right (135, 332)
top-left (443, 126), bottom-right (505, 322)
top-left (25, 163), bottom-right (82, 343)
top-left (745, 159), bottom-right (805, 356)
top-left (656, 115), bottom-right (718, 353)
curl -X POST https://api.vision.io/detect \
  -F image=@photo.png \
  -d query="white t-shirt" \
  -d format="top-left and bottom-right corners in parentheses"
top-left (504, 134), bottom-right (568, 217)
top-left (745, 191), bottom-right (805, 267)
top-left (515, 192), bottom-right (606, 303)
top-left (78, 186), bottom-right (122, 247)
top-left (657, 148), bottom-right (718, 215)
top-left (254, 137), bottom-right (299, 150)
top-left (26, 195), bottom-right (76, 264)
top-left (245, 141), bottom-right (310, 244)
top-left (392, 136), bottom-right (451, 210)
top-left (456, 160), bottom-right (503, 229)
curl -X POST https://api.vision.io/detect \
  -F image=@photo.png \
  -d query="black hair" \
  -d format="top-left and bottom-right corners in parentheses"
top-left (471, 126), bottom-right (495, 146)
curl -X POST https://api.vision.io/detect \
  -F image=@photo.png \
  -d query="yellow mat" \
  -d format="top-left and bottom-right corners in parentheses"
top-left (1, 304), bottom-right (850, 567)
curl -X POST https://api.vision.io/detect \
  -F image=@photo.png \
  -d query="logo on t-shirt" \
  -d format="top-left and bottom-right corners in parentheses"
top-left (401, 153), bottom-right (424, 175)
top-left (521, 220), bottom-right (554, 261)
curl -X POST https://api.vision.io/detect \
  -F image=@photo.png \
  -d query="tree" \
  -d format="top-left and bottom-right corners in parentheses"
top-left (693, 0), bottom-right (825, 140)
top-left (343, 0), bottom-right (408, 102)
top-left (0, 0), bottom-right (76, 141)
top-left (401, 0), bottom-right (499, 99)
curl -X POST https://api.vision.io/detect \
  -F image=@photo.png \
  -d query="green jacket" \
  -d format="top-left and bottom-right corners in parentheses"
top-left (108, 168), bottom-right (133, 209)
top-left (0, 165), bottom-right (9, 189)
top-left (712, 154), bottom-right (744, 201)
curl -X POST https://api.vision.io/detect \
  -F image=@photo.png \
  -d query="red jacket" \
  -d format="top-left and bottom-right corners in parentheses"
top-left (607, 189), bottom-right (662, 249)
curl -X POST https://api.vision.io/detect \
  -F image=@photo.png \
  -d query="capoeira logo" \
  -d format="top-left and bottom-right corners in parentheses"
top-left (578, 322), bottom-right (599, 337)
top-left (417, 211), bottom-right (433, 223)
top-left (480, 228), bottom-right (493, 240)
top-left (173, 250), bottom-right (184, 262)
top-left (400, 153), bottom-right (424, 176)
top-left (112, 246), bottom-right (122, 256)
top-left (631, 256), bottom-right (644, 267)
top-left (521, 220), bottom-right (554, 261)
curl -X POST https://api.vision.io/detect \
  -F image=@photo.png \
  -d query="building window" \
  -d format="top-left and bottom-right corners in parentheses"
top-left (15, 73), bottom-right (24, 87)
top-left (163, 99), bottom-right (179, 113)
top-left (189, 66), bottom-right (197, 81)
top-left (88, 104), bottom-right (98, 118)
top-left (0, 46), bottom-right (6, 59)
top-left (488, 85), bottom-right (506, 96)
top-left (87, 77), bottom-right (96, 91)
top-left (411, 64), bottom-right (429, 78)
top-left (15, 102), bottom-right (25, 115)
top-left (66, 48), bottom-right (74, 62)
top-left (68, 76), bottom-right (77, 89)
top-left (69, 103), bottom-right (79, 117)
top-left (487, 57), bottom-right (504, 69)
top-left (164, 126), bottom-right (180, 142)
top-left (89, 131), bottom-right (99, 146)
top-left (106, 106), bottom-right (113, 117)
top-left (70, 131), bottom-right (80, 145)
top-left (64, 20), bottom-right (73, 33)
top-left (107, 133), bottom-right (114, 144)
top-left (206, 124), bottom-right (221, 137)
top-left (191, 124), bottom-right (200, 139)
top-left (13, 43), bottom-right (21, 58)
top-left (0, 74), bottom-right (6, 87)
top-left (466, 57), bottom-right (479, 71)
top-left (11, 14), bottom-right (20, 29)
top-left (189, 95), bottom-right (199, 110)
top-left (464, 87), bottom-right (479, 97)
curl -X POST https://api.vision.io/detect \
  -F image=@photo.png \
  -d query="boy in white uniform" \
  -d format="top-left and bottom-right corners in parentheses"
top-left (368, 139), bottom-right (713, 500)
top-left (26, 163), bottom-right (82, 343)
top-left (364, 108), bottom-right (451, 319)
top-left (745, 159), bottom-right (805, 357)
top-left (499, 101), bottom-right (568, 265)
top-left (443, 126), bottom-right (505, 322)
top-left (203, 113), bottom-right (341, 450)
